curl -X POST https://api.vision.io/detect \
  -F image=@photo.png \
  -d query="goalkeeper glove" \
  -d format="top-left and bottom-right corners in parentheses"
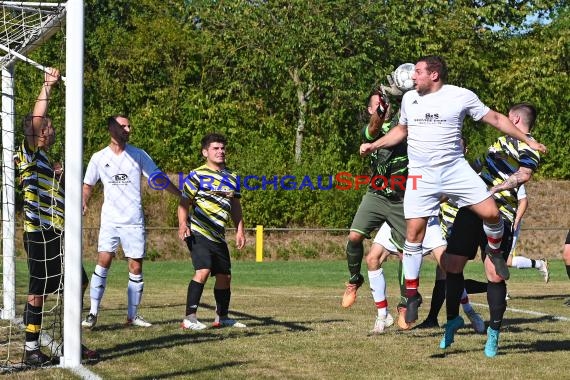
top-left (382, 75), bottom-right (404, 97)
top-left (376, 87), bottom-right (389, 119)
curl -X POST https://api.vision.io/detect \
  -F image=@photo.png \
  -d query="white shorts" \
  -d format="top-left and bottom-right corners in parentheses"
top-left (98, 224), bottom-right (146, 259)
top-left (373, 216), bottom-right (447, 256)
top-left (404, 159), bottom-right (491, 219)
top-left (373, 216), bottom-right (446, 256)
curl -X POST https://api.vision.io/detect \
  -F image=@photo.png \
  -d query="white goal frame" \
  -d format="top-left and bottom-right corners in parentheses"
top-left (0, 0), bottom-right (84, 369)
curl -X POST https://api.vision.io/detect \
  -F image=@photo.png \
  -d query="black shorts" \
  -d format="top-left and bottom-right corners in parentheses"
top-left (446, 208), bottom-right (513, 261)
top-left (24, 229), bottom-right (63, 295)
top-left (566, 230), bottom-right (570, 245)
top-left (185, 232), bottom-right (231, 275)
top-left (24, 230), bottom-right (89, 295)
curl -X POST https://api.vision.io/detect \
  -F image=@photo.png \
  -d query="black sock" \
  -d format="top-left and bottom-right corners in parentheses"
top-left (186, 280), bottom-right (205, 316)
top-left (24, 303), bottom-right (43, 347)
top-left (465, 279), bottom-right (487, 294)
top-left (487, 281), bottom-right (507, 330)
top-left (214, 288), bottom-right (231, 317)
top-left (531, 259), bottom-right (537, 268)
top-left (346, 240), bottom-right (364, 282)
top-left (445, 272), bottom-right (464, 321)
top-left (427, 279), bottom-right (446, 321)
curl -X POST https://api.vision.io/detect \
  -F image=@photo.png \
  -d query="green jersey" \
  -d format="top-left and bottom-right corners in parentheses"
top-left (361, 118), bottom-right (408, 201)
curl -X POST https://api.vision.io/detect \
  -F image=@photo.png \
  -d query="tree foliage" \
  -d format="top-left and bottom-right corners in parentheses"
top-left (9, 0), bottom-right (569, 228)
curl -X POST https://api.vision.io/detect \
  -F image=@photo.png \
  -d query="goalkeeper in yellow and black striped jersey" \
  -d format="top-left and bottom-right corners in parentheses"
top-left (15, 68), bottom-right (96, 365)
top-left (440, 102), bottom-right (543, 358)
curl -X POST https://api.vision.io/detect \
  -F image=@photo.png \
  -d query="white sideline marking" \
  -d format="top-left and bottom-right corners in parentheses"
top-left (234, 294), bottom-right (570, 322)
top-left (69, 365), bottom-right (102, 380)
top-left (470, 302), bottom-right (570, 322)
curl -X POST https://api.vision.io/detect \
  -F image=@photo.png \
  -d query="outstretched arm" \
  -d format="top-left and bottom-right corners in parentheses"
top-left (360, 123), bottom-right (407, 156)
top-left (490, 166), bottom-right (534, 194)
top-left (481, 110), bottom-right (547, 154)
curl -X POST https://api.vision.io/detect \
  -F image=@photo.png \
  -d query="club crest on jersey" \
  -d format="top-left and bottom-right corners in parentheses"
top-left (413, 113), bottom-right (441, 125)
top-left (424, 113), bottom-right (440, 121)
top-left (110, 173), bottom-right (131, 185)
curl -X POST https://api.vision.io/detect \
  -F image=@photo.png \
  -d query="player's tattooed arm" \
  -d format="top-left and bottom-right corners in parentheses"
top-left (490, 167), bottom-right (533, 194)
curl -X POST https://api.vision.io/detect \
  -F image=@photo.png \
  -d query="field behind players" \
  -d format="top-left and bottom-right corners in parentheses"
top-left (20, 259), bottom-right (570, 379)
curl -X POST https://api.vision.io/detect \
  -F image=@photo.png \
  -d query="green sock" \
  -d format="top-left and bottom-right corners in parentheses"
top-left (398, 260), bottom-right (407, 305)
top-left (346, 239), bottom-right (363, 283)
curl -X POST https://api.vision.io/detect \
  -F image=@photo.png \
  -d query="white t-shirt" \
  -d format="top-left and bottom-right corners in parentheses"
top-left (517, 184), bottom-right (527, 200)
top-left (84, 144), bottom-right (159, 225)
top-left (399, 84), bottom-right (490, 168)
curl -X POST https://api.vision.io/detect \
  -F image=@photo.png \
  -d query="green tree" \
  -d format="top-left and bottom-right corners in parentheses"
top-left (8, 0), bottom-right (569, 228)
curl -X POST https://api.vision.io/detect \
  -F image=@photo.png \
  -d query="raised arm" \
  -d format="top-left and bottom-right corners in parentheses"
top-left (481, 110), bottom-right (547, 154)
top-left (30, 68), bottom-right (60, 131)
top-left (364, 104), bottom-right (391, 140)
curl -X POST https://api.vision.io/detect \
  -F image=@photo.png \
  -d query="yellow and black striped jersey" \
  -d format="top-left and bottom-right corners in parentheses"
top-left (14, 140), bottom-right (64, 232)
top-left (439, 201), bottom-right (458, 238)
top-left (182, 164), bottom-right (241, 243)
top-left (475, 134), bottom-right (540, 223)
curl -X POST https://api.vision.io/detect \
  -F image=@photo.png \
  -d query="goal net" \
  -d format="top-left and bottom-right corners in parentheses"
top-left (0, 0), bottom-right (84, 371)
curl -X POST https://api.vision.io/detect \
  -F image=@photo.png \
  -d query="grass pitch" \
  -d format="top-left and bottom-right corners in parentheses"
top-left (10, 258), bottom-right (570, 379)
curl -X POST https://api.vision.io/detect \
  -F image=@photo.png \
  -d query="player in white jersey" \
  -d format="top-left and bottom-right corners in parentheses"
top-left (360, 56), bottom-right (547, 324)
top-left (82, 115), bottom-right (181, 329)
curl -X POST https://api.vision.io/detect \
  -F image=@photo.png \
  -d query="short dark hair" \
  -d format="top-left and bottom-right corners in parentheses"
top-left (107, 114), bottom-right (128, 130)
top-left (367, 87), bottom-right (383, 107)
top-left (509, 102), bottom-right (537, 131)
top-left (417, 55), bottom-right (448, 83)
top-left (201, 133), bottom-right (227, 150)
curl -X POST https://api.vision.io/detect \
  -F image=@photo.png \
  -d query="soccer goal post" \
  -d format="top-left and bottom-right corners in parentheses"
top-left (0, 0), bottom-right (84, 369)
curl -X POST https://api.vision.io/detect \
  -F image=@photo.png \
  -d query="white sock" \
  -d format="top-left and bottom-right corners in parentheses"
top-left (89, 265), bottom-right (108, 316)
top-left (25, 340), bottom-right (39, 351)
top-left (483, 218), bottom-right (504, 250)
top-left (368, 268), bottom-right (387, 317)
top-left (512, 256), bottom-right (532, 269)
top-left (402, 241), bottom-right (423, 279)
top-left (535, 260), bottom-right (545, 269)
top-left (127, 273), bottom-right (144, 320)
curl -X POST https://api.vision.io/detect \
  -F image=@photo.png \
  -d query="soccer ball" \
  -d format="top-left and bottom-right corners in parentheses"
top-left (392, 63), bottom-right (415, 92)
